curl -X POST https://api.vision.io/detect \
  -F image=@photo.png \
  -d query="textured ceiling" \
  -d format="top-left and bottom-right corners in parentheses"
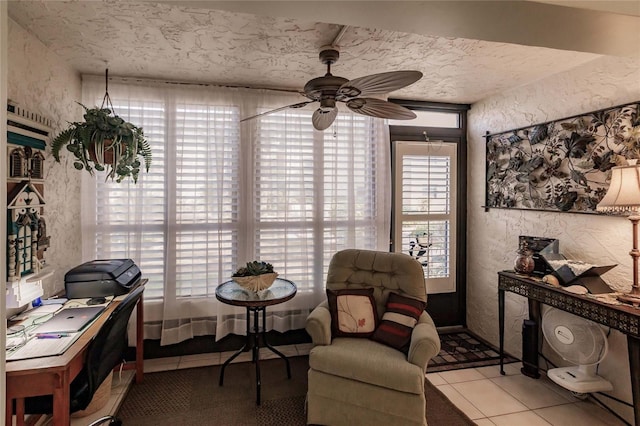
top-left (7, 0), bottom-right (607, 104)
top-left (533, 0), bottom-right (640, 16)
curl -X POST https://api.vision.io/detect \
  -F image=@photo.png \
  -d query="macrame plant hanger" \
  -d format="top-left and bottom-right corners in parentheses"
top-left (100, 68), bottom-right (116, 114)
top-left (95, 68), bottom-right (120, 165)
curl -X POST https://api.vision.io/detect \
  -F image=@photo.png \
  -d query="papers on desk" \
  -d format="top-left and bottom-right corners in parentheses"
top-left (7, 334), bottom-right (80, 360)
top-left (6, 332), bottom-right (82, 361)
top-left (6, 296), bottom-right (113, 362)
top-left (7, 304), bottom-right (79, 361)
top-left (11, 304), bottom-right (63, 321)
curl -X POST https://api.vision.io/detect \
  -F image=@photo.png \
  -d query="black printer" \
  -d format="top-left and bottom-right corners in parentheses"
top-left (65, 259), bottom-right (141, 299)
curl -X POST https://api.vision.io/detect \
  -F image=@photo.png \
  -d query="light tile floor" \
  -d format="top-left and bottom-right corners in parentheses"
top-left (31, 345), bottom-right (627, 426)
top-left (427, 362), bottom-right (627, 425)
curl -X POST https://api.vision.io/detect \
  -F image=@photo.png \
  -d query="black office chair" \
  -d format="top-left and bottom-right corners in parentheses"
top-left (22, 285), bottom-right (145, 424)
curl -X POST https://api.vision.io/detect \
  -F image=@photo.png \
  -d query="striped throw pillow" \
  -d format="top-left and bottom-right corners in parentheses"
top-left (371, 292), bottom-right (426, 353)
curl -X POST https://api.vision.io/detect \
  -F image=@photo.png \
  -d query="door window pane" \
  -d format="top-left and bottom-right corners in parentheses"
top-left (388, 111), bottom-right (459, 128)
top-left (393, 141), bottom-right (457, 293)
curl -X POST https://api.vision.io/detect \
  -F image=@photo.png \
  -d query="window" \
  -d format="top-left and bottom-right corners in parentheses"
top-left (9, 148), bottom-right (24, 178)
top-left (256, 112), bottom-right (381, 287)
top-left (392, 141), bottom-right (457, 293)
top-left (93, 100), bottom-right (243, 300)
top-left (30, 152), bottom-right (44, 180)
top-left (93, 99), bottom-right (167, 299)
top-left (83, 81), bottom-right (390, 308)
top-left (388, 110), bottom-right (459, 128)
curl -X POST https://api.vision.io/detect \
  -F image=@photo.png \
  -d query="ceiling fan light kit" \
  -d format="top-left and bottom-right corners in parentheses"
top-left (241, 44), bottom-right (422, 130)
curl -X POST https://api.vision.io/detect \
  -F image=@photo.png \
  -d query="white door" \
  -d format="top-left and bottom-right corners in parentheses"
top-left (393, 141), bottom-right (457, 294)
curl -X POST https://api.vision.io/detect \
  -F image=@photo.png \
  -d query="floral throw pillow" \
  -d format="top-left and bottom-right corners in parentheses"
top-left (326, 288), bottom-right (378, 338)
top-left (371, 292), bottom-right (426, 353)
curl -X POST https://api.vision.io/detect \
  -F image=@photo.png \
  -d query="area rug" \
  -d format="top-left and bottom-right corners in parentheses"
top-left (428, 329), bottom-right (518, 373)
top-left (117, 356), bottom-right (474, 425)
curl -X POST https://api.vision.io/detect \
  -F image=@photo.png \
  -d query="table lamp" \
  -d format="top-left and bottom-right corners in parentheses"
top-left (597, 159), bottom-right (640, 306)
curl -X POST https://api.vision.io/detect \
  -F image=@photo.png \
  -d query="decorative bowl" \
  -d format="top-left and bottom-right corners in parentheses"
top-left (232, 273), bottom-right (278, 292)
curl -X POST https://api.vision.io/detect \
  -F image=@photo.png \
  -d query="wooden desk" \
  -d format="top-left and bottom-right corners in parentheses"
top-left (498, 271), bottom-right (640, 425)
top-left (5, 279), bottom-right (146, 426)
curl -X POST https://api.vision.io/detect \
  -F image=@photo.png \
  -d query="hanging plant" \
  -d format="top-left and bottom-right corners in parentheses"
top-left (51, 70), bottom-right (151, 183)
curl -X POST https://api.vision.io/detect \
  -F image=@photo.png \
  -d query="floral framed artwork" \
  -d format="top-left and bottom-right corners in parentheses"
top-left (485, 101), bottom-right (640, 213)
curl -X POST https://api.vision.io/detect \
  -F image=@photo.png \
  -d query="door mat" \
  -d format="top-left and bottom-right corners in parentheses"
top-left (428, 329), bottom-right (518, 372)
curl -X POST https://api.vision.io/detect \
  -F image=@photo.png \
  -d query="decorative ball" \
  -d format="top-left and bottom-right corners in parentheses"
top-left (542, 274), bottom-right (560, 287)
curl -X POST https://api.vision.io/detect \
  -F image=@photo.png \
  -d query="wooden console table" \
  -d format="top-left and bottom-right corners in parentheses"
top-left (498, 271), bottom-right (639, 425)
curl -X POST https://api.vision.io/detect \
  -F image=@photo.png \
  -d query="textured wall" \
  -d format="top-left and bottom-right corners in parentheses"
top-left (7, 18), bottom-right (82, 301)
top-left (468, 54), bottom-right (640, 423)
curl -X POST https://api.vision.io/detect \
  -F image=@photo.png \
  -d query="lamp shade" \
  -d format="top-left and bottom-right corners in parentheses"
top-left (597, 161), bottom-right (640, 213)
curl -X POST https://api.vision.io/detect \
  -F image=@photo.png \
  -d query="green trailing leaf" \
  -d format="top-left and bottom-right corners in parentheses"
top-left (51, 127), bottom-right (76, 162)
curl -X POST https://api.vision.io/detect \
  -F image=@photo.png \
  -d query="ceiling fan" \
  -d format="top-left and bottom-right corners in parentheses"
top-left (241, 43), bottom-right (423, 131)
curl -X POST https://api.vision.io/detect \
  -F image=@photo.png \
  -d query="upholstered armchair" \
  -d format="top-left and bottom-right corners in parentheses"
top-left (306, 249), bottom-right (441, 426)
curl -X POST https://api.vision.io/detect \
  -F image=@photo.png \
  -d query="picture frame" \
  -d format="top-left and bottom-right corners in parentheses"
top-left (485, 101), bottom-right (640, 214)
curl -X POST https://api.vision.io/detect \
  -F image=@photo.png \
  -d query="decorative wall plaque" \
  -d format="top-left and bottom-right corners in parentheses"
top-left (485, 102), bottom-right (640, 213)
top-left (6, 102), bottom-right (53, 307)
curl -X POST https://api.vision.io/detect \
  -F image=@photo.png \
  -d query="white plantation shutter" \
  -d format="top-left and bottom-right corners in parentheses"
top-left (393, 141), bottom-right (457, 293)
top-left (82, 76), bottom-right (391, 344)
top-left (255, 112), bottom-right (386, 293)
top-left (89, 98), bottom-right (167, 299)
top-left (173, 103), bottom-right (240, 298)
top-left (322, 115), bottom-right (382, 278)
top-left (255, 111), bottom-right (316, 290)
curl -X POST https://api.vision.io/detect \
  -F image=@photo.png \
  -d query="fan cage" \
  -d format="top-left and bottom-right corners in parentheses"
top-left (542, 307), bottom-right (608, 366)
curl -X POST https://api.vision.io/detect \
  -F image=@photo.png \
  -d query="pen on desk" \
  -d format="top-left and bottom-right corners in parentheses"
top-left (36, 333), bottom-right (69, 339)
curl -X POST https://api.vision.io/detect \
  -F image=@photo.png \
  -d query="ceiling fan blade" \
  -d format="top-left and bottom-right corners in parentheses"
top-left (337, 70), bottom-right (423, 99)
top-left (240, 101), bottom-right (314, 122)
top-left (346, 98), bottom-right (417, 120)
top-left (312, 107), bottom-right (338, 131)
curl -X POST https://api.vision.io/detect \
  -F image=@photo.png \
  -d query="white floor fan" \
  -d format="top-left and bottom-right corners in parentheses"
top-left (542, 308), bottom-right (613, 394)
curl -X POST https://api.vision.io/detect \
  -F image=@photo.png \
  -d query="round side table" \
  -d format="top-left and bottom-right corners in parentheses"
top-left (215, 277), bottom-right (297, 405)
